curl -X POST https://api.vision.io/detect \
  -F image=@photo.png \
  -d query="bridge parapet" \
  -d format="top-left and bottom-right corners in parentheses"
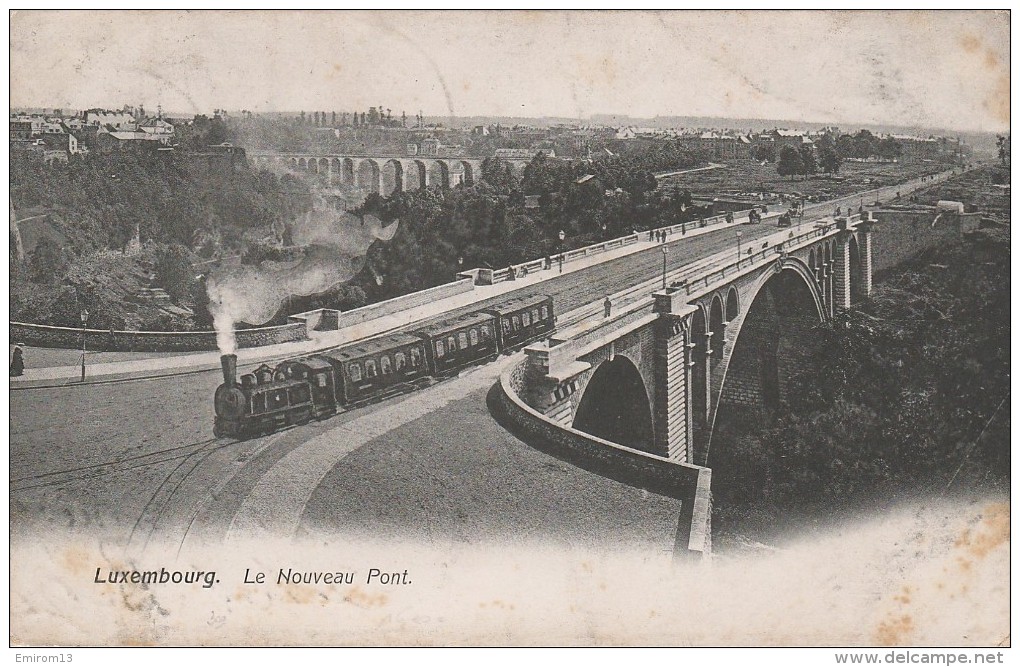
top-left (496, 356), bottom-right (712, 561)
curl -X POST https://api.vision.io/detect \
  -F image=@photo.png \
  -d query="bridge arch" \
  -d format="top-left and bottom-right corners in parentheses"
top-left (726, 286), bottom-right (739, 323)
top-left (704, 260), bottom-right (825, 468)
top-left (331, 158), bottom-right (342, 186)
top-left (428, 160), bottom-right (450, 189)
top-left (342, 158), bottom-right (356, 186)
top-left (572, 355), bottom-right (654, 453)
top-left (357, 159), bottom-right (381, 193)
top-left (709, 294), bottom-right (725, 366)
top-left (848, 234), bottom-right (864, 304)
top-left (382, 159), bottom-right (404, 196)
top-left (298, 157), bottom-right (308, 171)
top-left (406, 160), bottom-right (427, 190)
top-left (459, 160), bottom-right (475, 185)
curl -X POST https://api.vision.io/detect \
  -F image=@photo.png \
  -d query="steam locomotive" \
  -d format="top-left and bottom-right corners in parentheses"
top-left (213, 294), bottom-right (554, 439)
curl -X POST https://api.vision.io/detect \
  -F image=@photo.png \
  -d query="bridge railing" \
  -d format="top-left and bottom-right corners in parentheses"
top-left (670, 215), bottom-right (863, 298)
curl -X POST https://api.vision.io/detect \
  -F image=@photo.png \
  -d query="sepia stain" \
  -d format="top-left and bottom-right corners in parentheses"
top-left (955, 503), bottom-right (1009, 559)
top-left (61, 545), bottom-right (90, 576)
top-left (284, 586), bottom-right (316, 605)
top-left (959, 33), bottom-right (981, 53)
top-left (956, 33), bottom-right (1009, 127)
top-left (343, 586), bottom-right (388, 608)
top-left (876, 614), bottom-right (915, 646)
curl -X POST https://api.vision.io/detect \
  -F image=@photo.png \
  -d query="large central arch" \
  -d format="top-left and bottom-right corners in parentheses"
top-left (707, 265), bottom-right (825, 476)
top-left (572, 356), bottom-right (654, 453)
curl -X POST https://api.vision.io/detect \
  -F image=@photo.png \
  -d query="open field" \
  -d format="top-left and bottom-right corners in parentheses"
top-left (660, 158), bottom-right (954, 203)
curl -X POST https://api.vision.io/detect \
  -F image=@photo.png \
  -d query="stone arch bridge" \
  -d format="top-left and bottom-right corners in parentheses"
top-left (248, 151), bottom-right (530, 197)
top-left (520, 216), bottom-right (874, 470)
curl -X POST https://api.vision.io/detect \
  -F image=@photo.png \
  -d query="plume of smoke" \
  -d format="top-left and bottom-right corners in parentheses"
top-left (207, 206), bottom-right (398, 354)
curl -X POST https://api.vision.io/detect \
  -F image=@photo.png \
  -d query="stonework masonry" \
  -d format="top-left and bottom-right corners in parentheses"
top-left (9, 321), bottom-right (307, 353)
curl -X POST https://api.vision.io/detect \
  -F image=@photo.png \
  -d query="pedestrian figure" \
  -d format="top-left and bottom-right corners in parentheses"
top-left (682, 222), bottom-right (687, 235)
top-left (835, 206), bottom-right (841, 216)
top-left (649, 230), bottom-right (654, 242)
top-left (10, 344), bottom-right (24, 377)
top-left (604, 297), bottom-right (612, 318)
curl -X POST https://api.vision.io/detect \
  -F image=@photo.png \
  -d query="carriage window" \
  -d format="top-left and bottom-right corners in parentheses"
top-left (469, 329), bottom-right (479, 346)
top-left (315, 373), bottom-right (328, 388)
top-left (289, 385), bottom-right (310, 404)
top-left (458, 332), bottom-right (469, 348)
top-left (274, 370), bottom-right (287, 382)
top-left (480, 325), bottom-right (491, 340)
top-left (349, 363), bottom-right (362, 381)
top-left (502, 319), bottom-right (512, 335)
top-left (269, 389), bottom-right (288, 409)
top-left (435, 341), bottom-right (445, 358)
top-left (380, 355), bottom-right (392, 375)
top-left (532, 309), bottom-right (540, 323)
top-left (410, 347), bottom-right (422, 366)
top-left (541, 306), bottom-right (549, 320)
top-left (512, 315), bottom-right (521, 331)
top-left (447, 336), bottom-right (457, 352)
top-left (252, 393), bottom-right (266, 414)
top-left (395, 352), bottom-right (406, 371)
top-left (365, 360), bottom-right (378, 378)
top-left (522, 311), bottom-right (531, 327)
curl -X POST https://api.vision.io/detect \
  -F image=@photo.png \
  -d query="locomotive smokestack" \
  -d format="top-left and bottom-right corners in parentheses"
top-left (221, 354), bottom-right (237, 387)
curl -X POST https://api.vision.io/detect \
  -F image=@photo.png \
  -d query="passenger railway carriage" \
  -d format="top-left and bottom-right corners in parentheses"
top-left (483, 294), bottom-right (554, 350)
top-left (213, 293), bottom-right (556, 439)
top-left (323, 332), bottom-right (430, 405)
top-left (416, 312), bottom-right (499, 375)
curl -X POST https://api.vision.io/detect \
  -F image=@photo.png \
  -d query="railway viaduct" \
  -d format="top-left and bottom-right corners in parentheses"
top-left (247, 151), bottom-right (531, 197)
top-left (502, 214), bottom-right (875, 557)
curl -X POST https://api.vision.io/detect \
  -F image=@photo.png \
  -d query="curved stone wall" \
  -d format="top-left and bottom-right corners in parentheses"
top-left (9, 321), bottom-right (308, 353)
top-left (493, 357), bottom-right (711, 557)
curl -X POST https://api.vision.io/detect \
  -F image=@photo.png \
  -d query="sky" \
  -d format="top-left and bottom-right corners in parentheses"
top-left (9, 10), bottom-right (1011, 133)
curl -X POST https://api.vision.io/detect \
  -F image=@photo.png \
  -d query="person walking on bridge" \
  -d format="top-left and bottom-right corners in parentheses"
top-left (10, 344), bottom-right (24, 377)
top-left (604, 297), bottom-right (612, 318)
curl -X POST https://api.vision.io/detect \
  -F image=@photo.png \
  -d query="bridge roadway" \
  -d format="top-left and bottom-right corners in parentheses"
top-left (9, 170), bottom-right (958, 555)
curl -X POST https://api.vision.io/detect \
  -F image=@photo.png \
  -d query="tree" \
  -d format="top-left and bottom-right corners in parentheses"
top-left (799, 145), bottom-right (817, 176)
top-left (996, 135), bottom-right (1009, 163)
top-left (28, 237), bottom-right (67, 284)
top-left (878, 137), bottom-right (902, 161)
top-left (777, 146), bottom-right (803, 180)
top-left (753, 143), bottom-right (776, 163)
top-left (819, 146), bottom-right (841, 175)
top-left (153, 244), bottom-right (196, 302)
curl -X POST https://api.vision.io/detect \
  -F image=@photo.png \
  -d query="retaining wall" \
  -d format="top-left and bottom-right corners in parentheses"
top-left (9, 321), bottom-right (307, 353)
top-left (330, 278), bottom-right (475, 331)
top-left (495, 357), bottom-right (711, 557)
top-left (870, 210), bottom-right (982, 274)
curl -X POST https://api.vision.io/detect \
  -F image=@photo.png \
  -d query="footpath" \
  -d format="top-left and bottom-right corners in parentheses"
top-left (9, 167), bottom-right (959, 388)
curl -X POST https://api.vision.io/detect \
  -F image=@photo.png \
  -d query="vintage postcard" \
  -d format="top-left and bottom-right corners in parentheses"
top-left (7, 9), bottom-right (1011, 653)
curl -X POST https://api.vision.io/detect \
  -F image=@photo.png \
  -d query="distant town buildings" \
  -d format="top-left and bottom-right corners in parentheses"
top-left (11, 105), bottom-right (177, 160)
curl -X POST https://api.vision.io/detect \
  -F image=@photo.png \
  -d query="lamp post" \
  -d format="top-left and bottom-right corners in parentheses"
top-left (80, 308), bottom-right (89, 383)
top-left (736, 231), bottom-right (743, 264)
top-left (661, 245), bottom-right (668, 290)
top-left (557, 230), bottom-right (566, 273)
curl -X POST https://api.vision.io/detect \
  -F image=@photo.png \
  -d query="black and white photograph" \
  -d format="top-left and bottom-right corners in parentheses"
top-left (7, 9), bottom-right (1011, 654)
